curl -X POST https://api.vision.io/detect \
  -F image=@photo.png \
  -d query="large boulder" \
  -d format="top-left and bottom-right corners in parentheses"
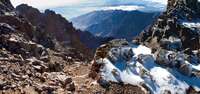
top-left (0, 23), bottom-right (15, 34)
top-left (90, 39), bottom-right (130, 79)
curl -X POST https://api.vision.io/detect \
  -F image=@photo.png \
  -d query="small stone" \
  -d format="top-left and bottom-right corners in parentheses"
top-left (0, 81), bottom-right (6, 90)
top-left (22, 75), bottom-right (29, 79)
top-left (179, 63), bottom-right (192, 76)
top-left (33, 65), bottom-right (42, 70)
top-left (40, 55), bottom-right (50, 62)
top-left (66, 82), bottom-right (75, 91)
top-left (48, 62), bottom-right (63, 72)
top-left (56, 74), bottom-right (73, 88)
top-left (35, 73), bottom-right (41, 77)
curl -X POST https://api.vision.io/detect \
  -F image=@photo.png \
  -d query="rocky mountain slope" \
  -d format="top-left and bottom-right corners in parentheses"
top-left (90, 0), bottom-right (200, 93)
top-left (0, 0), bottom-right (107, 94)
top-left (71, 10), bottom-right (159, 40)
top-left (15, 4), bottom-right (112, 50)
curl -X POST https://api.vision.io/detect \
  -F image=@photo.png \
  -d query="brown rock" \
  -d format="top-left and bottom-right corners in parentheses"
top-left (179, 63), bottom-right (192, 76)
top-left (48, 62), bottom-right (63, 72)
top-left (187, 86), bottom-right (200, 94)
top-left (0, 80), bottom-right (7, 90)
top-left (66, 82), bottom-right (75, 91)
top-left (105, 83), bottom-right (148, 94)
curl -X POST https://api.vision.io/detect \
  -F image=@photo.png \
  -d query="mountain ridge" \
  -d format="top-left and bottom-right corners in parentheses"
top-left (72, 10), bottom-right (160, 40)
top-left (16, 4), bottom-right (112, 50)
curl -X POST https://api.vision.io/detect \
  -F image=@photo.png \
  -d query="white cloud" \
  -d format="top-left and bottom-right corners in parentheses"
top-left (148, 0), bottom-right (167, 5)
top-left (102, 5), bottom-right (144, 11)
top-left (10, 0), bottom-right (89, 9)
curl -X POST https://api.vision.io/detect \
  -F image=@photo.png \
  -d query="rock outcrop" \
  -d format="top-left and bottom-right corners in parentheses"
top-left (167, 0), bottom-right (200, 13)
top-left (90, 39), bottom-right (150, 93)
top-left (139, 0), bottom-right (200, 51)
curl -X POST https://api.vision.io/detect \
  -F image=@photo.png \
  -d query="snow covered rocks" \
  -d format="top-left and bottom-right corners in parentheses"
top-left (90, 39), bottom-right (151, 93)
top-left (131, 0), bottom-right (200, 93)
top-left (90, 39), bottom-right (200, 94)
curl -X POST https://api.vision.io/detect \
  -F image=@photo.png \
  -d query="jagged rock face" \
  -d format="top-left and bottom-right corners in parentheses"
top-left (136, 0), bottom-right (200, 78)
top-left (16, 5), bottom-right (74, 42)
top-left (15, 4), bottom-right (93, 58)
top-left (0, 0), bottom-right (14, 14)
top-left (15, 4), bottom-right (112, 56)
top-left (167, 0), bottom-right (200, 14)
top-left (138, 0), bottom-right (200, 52)
top-left (167, 0), bottom-right (197, 9)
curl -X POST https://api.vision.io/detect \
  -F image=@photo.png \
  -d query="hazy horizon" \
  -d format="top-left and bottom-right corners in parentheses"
top-left (11, 0), bottom-right (167, 19)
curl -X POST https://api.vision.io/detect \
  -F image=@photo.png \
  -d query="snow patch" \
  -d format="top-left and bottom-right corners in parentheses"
top-left (150, 67), bottom-right (188, 94)
top-left (182, 22), bottom-right (200, 28)
top-left (132, 45), bottom-right (152, 56)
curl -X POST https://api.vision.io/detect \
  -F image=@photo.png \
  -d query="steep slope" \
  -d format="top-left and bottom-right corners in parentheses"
top-left (72, 10), bottom-right (160, 40)
top-left (90, 0), bottom-right (200, 93)
top-left (0, 0), bottom-right (75, 93)
top-left (0, 1), bottom-right (107, 94)
top-left (15, 4), bottom-right (112, 51)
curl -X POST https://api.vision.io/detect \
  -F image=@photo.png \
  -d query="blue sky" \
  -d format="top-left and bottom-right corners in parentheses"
top-left (11, 0), bottom-right (167, 19)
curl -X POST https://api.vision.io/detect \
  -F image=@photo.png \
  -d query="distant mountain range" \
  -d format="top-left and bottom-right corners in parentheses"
top-left (71, 10), bottom-right (160, 40)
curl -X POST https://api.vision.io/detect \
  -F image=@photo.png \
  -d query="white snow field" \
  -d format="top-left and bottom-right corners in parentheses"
top-left (97, 44), bottom-right (200, 94)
